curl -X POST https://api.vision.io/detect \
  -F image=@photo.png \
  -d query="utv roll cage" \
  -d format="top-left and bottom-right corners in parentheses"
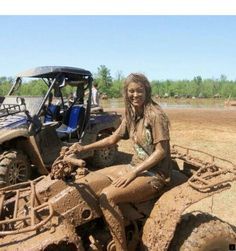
top-left (7, 66), bottom-right (93, 138)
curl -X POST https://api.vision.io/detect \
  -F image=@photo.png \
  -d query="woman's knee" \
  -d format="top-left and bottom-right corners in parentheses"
top-left (99, 188), bottom-right (115, 207)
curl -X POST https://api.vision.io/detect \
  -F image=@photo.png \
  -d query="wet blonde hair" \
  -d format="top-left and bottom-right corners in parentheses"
top-left (124, 73), bottom-right (169, 128)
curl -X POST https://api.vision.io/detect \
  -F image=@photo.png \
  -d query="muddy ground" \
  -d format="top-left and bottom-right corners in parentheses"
top-left (105, 107), bottom-right (236, 225)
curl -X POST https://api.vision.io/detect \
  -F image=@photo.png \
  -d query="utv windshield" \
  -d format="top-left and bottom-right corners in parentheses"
top-left (3, 77), bottom-right (48, 116)
top-left (2, 96), bottom-right (44, 116)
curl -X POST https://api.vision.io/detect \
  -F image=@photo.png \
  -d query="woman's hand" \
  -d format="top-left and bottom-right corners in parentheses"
top-left (70, 143), bottom-right (85, 153)
top-left (112, 171), bottom-right (137, 188)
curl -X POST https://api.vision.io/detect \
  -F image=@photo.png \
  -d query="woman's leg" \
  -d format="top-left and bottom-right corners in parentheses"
top-left (99, 174), bottom-right (165, 251)
top-left (99, 192), bottom-right (127, 251)
top-left (95, 164), bottom-right (130, 180)
top-left (77, 165), bottom-right (131, 197)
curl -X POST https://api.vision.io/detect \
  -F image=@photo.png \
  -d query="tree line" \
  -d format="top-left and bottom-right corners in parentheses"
top-left (0, 66), bottom-right (236, 99)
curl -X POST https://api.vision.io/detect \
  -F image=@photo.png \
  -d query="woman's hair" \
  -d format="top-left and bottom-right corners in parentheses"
top-left (124, 73), bottom-right (169, 128)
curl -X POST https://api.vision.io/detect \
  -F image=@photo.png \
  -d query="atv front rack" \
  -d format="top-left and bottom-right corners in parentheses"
top-left (172, 145), bottom-right (236, 192)
top-left (0, 103), bottom-right (26, 118)
top-left (0, 176), bottom-right (54, 236)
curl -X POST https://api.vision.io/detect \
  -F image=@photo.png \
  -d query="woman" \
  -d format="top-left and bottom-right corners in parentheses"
top-left (72, 73), bottom-right (171, 251)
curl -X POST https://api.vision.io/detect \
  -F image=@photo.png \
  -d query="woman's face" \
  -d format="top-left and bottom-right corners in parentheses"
top-left (127, 82), bottom-right (146, 109)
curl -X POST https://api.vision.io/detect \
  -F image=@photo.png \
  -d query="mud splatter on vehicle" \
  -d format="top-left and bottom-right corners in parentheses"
top-left (0, 145), bottom-right (235, 250)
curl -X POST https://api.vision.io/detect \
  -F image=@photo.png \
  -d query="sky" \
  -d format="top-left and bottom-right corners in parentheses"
top-left (1, 15), bottom-right (236, 81)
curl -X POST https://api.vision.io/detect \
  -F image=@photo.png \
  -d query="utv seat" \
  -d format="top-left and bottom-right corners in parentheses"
top-left (44, 104), bottom-right (61, 123)
top-left (56, 105), bottom-right (85, 139)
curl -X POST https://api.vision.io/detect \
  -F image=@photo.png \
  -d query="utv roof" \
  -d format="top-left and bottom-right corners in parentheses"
top-left (17, 66), bottom-right (92, 78)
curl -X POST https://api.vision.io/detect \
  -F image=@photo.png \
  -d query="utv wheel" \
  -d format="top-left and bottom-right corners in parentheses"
top-left (93, 132), bottom-right (117, 167)
top-left (0, 150), bottom-right (31, 187)
top-left (169, 214), bottom-right (236, 251)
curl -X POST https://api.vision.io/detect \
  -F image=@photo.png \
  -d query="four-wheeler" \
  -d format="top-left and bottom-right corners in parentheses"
top-left (0, 66), bottom-right (121, 187)
top-left (0, 145), bottom-right (235, 250)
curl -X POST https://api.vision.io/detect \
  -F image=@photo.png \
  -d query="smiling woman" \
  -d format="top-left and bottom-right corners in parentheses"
top-left (71, 72), bottom-right (171, 251)
top-left (127, 82), bottom-right (146, 108)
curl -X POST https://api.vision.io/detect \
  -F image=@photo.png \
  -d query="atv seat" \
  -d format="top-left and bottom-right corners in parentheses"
top-left (56, 105), bottom-right (85, 139)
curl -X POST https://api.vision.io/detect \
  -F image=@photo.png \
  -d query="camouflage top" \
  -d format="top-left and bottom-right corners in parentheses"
top-left (115, 104), bottom-right (171, 182)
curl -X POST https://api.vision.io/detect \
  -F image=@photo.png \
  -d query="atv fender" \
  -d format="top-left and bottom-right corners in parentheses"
top-left (141, 176), bottom-right (231, 251)
top-left (183, 181), bottom-right (236, 227)
top-left (0, 129), bottom-right (48, 175)
top-left (25, 136), bottom-right (49, 174)
top-left (0, 128), bottom-right (29, 144)
top-left (88, 122), bottom-right (119, 137)
top-left (88, 113), bottom-right (121, 137)
top-left (1, 133), bottom-right (48, 174)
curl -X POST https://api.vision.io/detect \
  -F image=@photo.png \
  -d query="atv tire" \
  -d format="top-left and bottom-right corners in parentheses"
top-left (169, 213), bottom-right (236, 251)
top-left (44, 241), bottom-right (84, 251)
top-left (0, 150), bottom-right (31, 187)
top-left (93, 132), bottom-right (117, 167)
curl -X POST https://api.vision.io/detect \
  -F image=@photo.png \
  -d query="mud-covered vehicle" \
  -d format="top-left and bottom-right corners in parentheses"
top-left (0, 66), bottom-right (121, 187)
top-left (0, 145), bottom-right (235, 251)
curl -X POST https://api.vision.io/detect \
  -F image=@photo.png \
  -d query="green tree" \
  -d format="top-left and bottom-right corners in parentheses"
top-left (1, 71), bottom-right (236, 99)
top-left (193, 75), bottom-right (202, 97)
top-left (95, 65), bottom-right (112, 88)
top-left (115, 70), bottom-right (124, 82)
top-left (220, 74), bottom-right (227, 82)
top-left (0, 77), bottom-right (12, 95)
top-left (150, 80), bottom-right (160, 96)
top-left (94, 65), bottom-right (113, 96)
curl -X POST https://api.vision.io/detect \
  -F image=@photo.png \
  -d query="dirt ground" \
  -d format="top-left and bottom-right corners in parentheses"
top-left (106, 107), bottom-right (236, 165)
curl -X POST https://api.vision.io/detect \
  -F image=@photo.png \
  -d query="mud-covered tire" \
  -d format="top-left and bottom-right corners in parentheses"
top-left (93, 132), bottom-right (117, 167)
top-left (44, 241), bottom-right (84, 251)
top-left (0, 150), bottom-right (31, 187)
top-left (169, 213), bottom-right (236, 251)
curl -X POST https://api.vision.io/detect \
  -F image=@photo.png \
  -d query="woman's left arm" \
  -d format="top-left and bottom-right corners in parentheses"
top-left (133, 140), bottom-right (168, 175)
top-left (112, 140), bottom-right (168, 188)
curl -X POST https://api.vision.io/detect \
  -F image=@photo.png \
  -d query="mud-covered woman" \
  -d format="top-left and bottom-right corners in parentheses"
top-left (71, 73), bottom-right (172, 251)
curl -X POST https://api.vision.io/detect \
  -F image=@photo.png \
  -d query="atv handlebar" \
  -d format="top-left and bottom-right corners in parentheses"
top-left (50, 145), bottom-right (87, 180)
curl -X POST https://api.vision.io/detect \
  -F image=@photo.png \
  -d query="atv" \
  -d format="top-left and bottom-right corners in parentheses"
top-left (0, 66), bottom-right (121, 187)
top-left (0, 145), bottom-right (235, 251)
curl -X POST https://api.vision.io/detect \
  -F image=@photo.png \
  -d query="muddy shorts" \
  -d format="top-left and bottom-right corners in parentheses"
top-left (127, 164), bottom-right (166, 192)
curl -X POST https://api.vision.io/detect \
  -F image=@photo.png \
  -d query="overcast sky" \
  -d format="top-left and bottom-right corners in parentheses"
top-left (1, 15), bottom-right (236, 81)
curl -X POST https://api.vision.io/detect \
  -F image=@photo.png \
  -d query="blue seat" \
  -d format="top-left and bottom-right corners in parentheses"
top-left (56, 105), bottom-right (85, 139)
top-left (44, 104), bottom-right (60, 123)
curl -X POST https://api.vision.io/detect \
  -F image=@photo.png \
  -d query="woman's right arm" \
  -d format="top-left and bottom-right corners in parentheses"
top-left (72, 130), bottom-right (122, 153)
top-left (72, 118), bottom-right (127, 153)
